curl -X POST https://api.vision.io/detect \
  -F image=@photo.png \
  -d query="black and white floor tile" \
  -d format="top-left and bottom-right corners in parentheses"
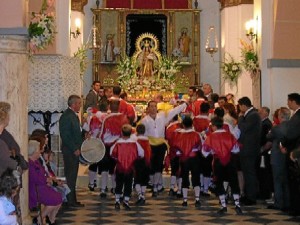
top-left (56, 188), bottom-right (300, 225)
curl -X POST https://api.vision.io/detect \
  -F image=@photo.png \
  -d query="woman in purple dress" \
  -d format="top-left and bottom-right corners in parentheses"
top-left (28, 140), bottom-right (62, 225)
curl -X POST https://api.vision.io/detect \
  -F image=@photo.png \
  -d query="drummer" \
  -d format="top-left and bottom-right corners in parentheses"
top-left (86, 101), bottom-right (109, 191)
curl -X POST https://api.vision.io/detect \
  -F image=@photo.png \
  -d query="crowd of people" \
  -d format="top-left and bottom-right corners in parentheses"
top-left (0, 81), bottom-right (299, 225)
top-left (78, 81), bottom-right (300, 216)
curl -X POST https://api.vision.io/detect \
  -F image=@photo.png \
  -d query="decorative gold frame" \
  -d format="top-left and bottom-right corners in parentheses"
top-left (91, 8), bottom-right (200, 86)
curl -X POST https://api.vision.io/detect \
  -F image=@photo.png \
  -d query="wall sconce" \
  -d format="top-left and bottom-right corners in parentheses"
top-left (205, 26), bottom-right (218, 57)
top-left (70, 18), bottom-right (81, 39)
top-left (245, 19), bottom-right (257, 43)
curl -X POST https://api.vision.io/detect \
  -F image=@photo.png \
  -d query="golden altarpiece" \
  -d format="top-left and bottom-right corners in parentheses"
top-left (91, 6), bottom-right (200, 101)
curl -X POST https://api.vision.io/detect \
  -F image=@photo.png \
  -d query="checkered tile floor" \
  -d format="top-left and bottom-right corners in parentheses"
top-left (56, 188), bottom-right (300, 225)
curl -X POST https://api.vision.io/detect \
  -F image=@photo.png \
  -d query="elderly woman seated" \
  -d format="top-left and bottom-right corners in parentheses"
top-left (28, 140), bottom-right (62, 225)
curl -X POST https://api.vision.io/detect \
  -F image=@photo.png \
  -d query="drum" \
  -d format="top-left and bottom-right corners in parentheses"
top-left (79, 138), bottom-right (105, 165)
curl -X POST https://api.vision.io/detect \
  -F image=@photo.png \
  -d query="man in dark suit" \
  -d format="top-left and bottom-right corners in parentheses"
top-left (238, 97), bottom-right (262, 205)
top-left (84, 81), bottom-right (101, 112)
top-left (281, 93), bottom-right (300, 216)
top-left (257, 106), bottom-right (273, 200)
top-left (267, 107), bottom-right (290, 211)
top-left (59, 95), bottom-right (84, 207)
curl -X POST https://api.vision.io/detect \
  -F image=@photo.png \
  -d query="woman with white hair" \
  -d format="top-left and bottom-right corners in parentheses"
top-left (0, 102), bottom-right (17, 176)
top-left (28, 140), bottom-right (62, 225)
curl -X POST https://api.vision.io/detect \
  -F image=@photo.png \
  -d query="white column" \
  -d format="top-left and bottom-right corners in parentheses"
top-left (0, 35), bottom-right (31, 225)
top-left (221, 4), bottom-right (254, 102)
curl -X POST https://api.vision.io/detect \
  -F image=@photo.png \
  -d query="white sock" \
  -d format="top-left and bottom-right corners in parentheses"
top-left (135, 184), bottom-right (141, 195)
top-left (194, 186), bottom-right (200, 200)
top-left (182, 188), bottom-right (188, 199)
top-left (153, 173), bottom-right (160, 192)
top-left (219, 194), bottom-right (227, 208)
top-left (200, 174), bottom-right (204, 191)
top-left (177, 178), bottom-right (182, 193)
top-left (149, 175), bottom-right (154, 185)
top-left (101, 171), bottom-right (108, 192)
top-left (111, 174), bottom-right (116, 189)
top-left (89, 170), bottom-right (97, 184)
top-left (124, 196), bottom-right (130, 202)
top-left (141, 186), bottom-right (146, 198)
top-left (158, 173), bottom-right (163, 189)
top-left (170, 176), bottom-right (176, 189)
top-left (223, 181), bottom-right (229, 192)
top-left (115, 194), bottom-right (120, 202)
top-left (233, 194), bottom-right (240, 207)
top-left (203, 177), bottom-right (210, 193)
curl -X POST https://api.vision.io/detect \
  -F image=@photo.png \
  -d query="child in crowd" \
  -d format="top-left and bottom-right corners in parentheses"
top-left (0, 169), bottom-right (19, 225)
top-left (110, 124), bottom-right (144, 211)
top-left (42, 150), bottom-right (71, 203)
top-left (202, 117), bottom-right (242, 215)
top-left (134, 124), bottom-right (151, 205)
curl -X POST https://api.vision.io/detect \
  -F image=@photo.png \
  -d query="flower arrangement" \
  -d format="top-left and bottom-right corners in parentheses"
top-left (240, 39), bottom-right (259, 75)
top-left (28, 0), bottom-right (55, 54)
top-left (73, 44), bottom-right (89, 77)
top-left (116, 55), bottom-right (179, 96)
top-left (116, 55), bottom-right (138, 91)
top-left (221, 53), bottom-right (242, 85)
top-left (158, 56), bottom-right (180, 90)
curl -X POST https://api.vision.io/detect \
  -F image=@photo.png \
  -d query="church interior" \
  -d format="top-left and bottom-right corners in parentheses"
top-left (0, 0), bottom-right (300, 224)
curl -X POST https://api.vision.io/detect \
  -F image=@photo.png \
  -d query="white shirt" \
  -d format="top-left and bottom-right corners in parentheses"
top-left (0, 199), bottom-right (18, 225)
top-left (141, 103), bottom-right (187, 138)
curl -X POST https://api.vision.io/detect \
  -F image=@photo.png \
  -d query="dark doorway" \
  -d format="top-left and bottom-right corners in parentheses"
top-left (126, 14), bottom-right (167, 57)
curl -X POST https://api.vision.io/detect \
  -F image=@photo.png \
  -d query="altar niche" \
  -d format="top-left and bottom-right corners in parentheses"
top-left (91, 8), bottom-right (200, 87)
top-left (126, 14), bottom-right (167, 57)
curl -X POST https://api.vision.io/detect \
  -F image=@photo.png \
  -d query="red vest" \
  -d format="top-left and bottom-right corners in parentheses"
top-left (203, 131), bottom-right (237, 166)
top-left (166, 122), bottom-right (181, 159)
top-left (111, 142), bottom-right (139, 174)
top-left (193, 117), bottom-right (210, 133)
top-left (137, 138), bottom-right (151, 167)
top-left (173, 130), bottom-right (201, 161)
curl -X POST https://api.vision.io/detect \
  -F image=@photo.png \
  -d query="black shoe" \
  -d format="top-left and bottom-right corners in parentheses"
top-left (202, 192), bottom-right (211, 197)
top-left (195, 200), bottom-right (201, 208)
top-left (93, 180), bottom-right (97, 188)
top-left (169, 189), bottom-right (176, 196)
top-left (235, 205), bottom-right (243, 215)
top-left (147, 183), bottom-right (153, 189)
top-left (182, 201), bottom-right (188, 207)
top-left (242, 198), bottom-right (256, 206)
top-left (152, 192), bottom-right (158, 197)
top-left (135, 198), bottom-right (146, 206)
top-left (176, 193), bottom-right (183, 198)
top-left (217, 207), bottom-right (227, 215)
top-left (123, 201), bottom-right (131, 210)
top-left (267, 204), bottom-right (281, 210)
top-left (88, 183), bottom-right (95, 191)
top-left (115, 202), bottom-right (120, 210)
top-left (111, 188), bottom-right (115, 194)
top-left (158, 187), bottom-right (164, 193)
top-left (100, 192), bottom-right (107, 198)
top-left (68, 202), bottom-right (84, 208)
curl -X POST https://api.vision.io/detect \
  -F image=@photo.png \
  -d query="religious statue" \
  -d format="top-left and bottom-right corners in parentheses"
top-left (133, 33), bottom-right (161, 77)
top-left (179, 27), bottom-right (191, 58)
top-left (141, 40), bottom-right (156, 77)
top-left (104, 34), bottom-right (115, 62)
